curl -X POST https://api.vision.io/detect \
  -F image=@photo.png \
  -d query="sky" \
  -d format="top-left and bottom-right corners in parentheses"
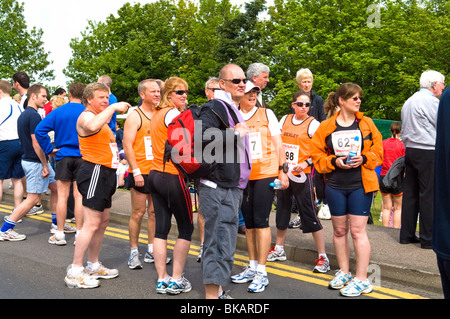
top-left (21, 0), bottom-right (159, 87)
top-left (21, 0), bottom-right (260, 88)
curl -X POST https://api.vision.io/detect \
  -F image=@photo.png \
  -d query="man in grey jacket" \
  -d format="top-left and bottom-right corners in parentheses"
top-left (400, 70), bottom-right (446, 249)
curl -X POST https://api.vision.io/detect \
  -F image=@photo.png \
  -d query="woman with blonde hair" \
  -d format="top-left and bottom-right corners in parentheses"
top-left (311, 83), bottom-right (383, 297)
top-left (148, 77), bottom-right (193, 295)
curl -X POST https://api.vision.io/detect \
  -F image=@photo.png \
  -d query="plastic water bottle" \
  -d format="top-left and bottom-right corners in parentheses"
top-left (347, 136), bottom-right (360, 164)
top-left (270, 179), bottom-right (282, 190)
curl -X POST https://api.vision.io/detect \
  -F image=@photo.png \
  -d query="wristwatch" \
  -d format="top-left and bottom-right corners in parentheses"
top-left (279, 163), bottom-right (288, 174)
top-left (305, 159), bottom-right (313, 167)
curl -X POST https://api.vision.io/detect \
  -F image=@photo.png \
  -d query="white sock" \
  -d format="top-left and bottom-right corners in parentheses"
top-left (249, 260), bottom-right (258, 269)
top-left (256, 264), bottom-right (267, 275)
top-left (55, 230), bottom-right (64, 239)
top-left (148, 243), bottom-right (153, 252)
top-left (131, 247), bottom-right (138, 254)
top-left (319, 253), bottom-right (328, 260)
top-left (87, 261), bottom-right (100, 269)
top-left (275, 245), bottom-right (284, 251)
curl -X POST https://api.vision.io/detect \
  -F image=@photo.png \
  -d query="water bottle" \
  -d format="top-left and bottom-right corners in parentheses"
top-left (347, 136), bottom-right (360, 164)
top-left (270, 179), bottom-right (282, 190)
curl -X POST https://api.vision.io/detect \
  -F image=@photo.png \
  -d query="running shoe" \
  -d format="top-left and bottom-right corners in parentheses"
top-left (219, 290), bottom-right (234, 299)
top-left (197, 243), bottom-right (203, 262)
top-left (4, 214), bottom-right (22, 223)
top-left (166, 276), bottom-right (192, 295)
top-left (267, 246), bottom-right (287, 262)
top-left (26, 205), bottom-right (44, 216)
top-left (48, 234), bottom-right (67, 246)
top-left (340, 278), bottom-right (373, 297)
top-left (65, 265), bottom-right (100, 289)
top-left (85, 263), bottom-right (119, 279)
top-left (156, 277), bottom-right (170, 294)
top-left (313, 256), bottom-right (330, 273)
top-left (231, 266), bottom-right (256, 283)
top-left (144, 250), bottom-right (154, 263)
top-left (128, 250), bottom-right (143, 269)
top-left (328, 269), bottom-right (353, 289)
top-left (247, 271), bottom-right (269, 293)
top-left (288, 215), bottom-right (302, 229)
top-left (50, 223), bottom-right (76, 234)
top-left (0, 229), bottom-right (26, 242)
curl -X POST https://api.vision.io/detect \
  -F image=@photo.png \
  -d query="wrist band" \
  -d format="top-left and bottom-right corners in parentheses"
top-left (132, 168), bottom-right (141, 177)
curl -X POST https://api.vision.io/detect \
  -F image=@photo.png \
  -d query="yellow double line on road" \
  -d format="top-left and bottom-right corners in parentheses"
top-left (0, 203), bottom-right (427, 299)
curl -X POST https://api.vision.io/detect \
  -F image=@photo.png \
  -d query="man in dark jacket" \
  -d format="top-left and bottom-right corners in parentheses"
top-left (197, 64), bottom-right (251, 299)
top-left (433, 86), bottom-right (450, 298)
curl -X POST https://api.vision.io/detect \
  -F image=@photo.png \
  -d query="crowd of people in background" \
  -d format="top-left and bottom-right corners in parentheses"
top-left (0, 66), bottom-right (448, 299)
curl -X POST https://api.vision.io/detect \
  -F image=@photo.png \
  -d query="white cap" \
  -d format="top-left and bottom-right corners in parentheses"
top-left (245, 81), bottom-right (261, 94)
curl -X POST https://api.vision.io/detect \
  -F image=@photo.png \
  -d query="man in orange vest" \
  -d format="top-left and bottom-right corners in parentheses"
top-left (64, 83), bottom-right (130, 289)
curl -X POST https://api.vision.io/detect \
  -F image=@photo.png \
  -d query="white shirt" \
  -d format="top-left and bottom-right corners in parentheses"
top-left (0, 97), bottom-right (23, 141)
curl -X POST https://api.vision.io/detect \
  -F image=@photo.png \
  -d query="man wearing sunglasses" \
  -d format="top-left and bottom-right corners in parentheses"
top-left (197, 64), bottom-right (251, 299)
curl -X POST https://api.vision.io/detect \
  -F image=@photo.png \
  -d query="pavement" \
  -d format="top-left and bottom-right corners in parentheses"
top-left (1, 180), bottom-right (443, 296)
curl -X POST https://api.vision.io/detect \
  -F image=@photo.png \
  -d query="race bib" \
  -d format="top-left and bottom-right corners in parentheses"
top-left (144, 136), bottom-right (154, 160)
top-left (283, 143), bottom-right (299, 168)
top-left (249, 132), bottom-right (263, 160)
top-left (109, 143), bottom-right (120, 169)
top-left (331, 130), bottom-right (361, 157)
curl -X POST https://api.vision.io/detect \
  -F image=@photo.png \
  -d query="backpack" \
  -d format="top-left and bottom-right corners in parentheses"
top-left (164, 104), bottom-right (215, 180)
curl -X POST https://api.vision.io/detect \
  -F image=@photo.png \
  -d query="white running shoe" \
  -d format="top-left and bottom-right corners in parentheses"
top-left (65, 265), bottom-right (100, 289)
top-left (340, 278), bottom-right (373, 297)
top-left (0, 229), bottom-right (26, 242)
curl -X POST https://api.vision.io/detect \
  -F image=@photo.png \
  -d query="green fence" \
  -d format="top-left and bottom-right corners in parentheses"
top-left (373, 119), bottom-right (401, 140)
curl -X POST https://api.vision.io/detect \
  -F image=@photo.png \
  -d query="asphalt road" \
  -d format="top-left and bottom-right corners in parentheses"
top-left (0, 203), bottom-right (442, 311)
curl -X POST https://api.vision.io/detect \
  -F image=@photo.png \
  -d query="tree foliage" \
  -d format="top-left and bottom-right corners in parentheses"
top-left (0, 0), bottom-right (54, 84)
top-left (65, 0), bottom-right (450, 120)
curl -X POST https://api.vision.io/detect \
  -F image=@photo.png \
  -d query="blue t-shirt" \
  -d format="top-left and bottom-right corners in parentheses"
top-left (35, 102), bottom-right (85, 161)
top-left (17, 107), bottom-right (44, 163)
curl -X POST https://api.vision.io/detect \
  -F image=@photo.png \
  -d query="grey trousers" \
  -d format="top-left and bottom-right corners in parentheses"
top-left (198, 183), bottom-right (243, 287)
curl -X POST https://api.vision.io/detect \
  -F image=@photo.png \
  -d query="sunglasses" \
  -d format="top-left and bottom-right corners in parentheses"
top-left (207, 88), bottom-right (220, 92)
top-left (174, 90), bottom-right (189, 95)
top-left (223, 78), bottom-right (248, 85)
top-left (293, 102), bottom-right (311, 108)
top-left (351, 96), bottom-right (363, 102)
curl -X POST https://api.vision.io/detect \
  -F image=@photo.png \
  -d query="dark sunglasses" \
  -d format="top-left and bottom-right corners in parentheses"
top-left (224, 78), bottom-right (248, 85)
top-left (207, 88), bottom-right (220, 92)
top-left (293, 102), bottom-right (311, 108)
top-left (174, 90), bottom-right (189, 95)
top-left (351, 96), bottom-right (363, 102)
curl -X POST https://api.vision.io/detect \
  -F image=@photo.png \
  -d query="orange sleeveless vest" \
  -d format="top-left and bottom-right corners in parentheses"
top-left (129, 108), bottom-right (153, 175)
top-left (79, 121), bottom-right (118, 169)
top-left (149, 107), bottom-right (179, 175)
top-left (245, 107), bottom-right (279, 180)
top-left (281, 115), bottom-right (314, 174)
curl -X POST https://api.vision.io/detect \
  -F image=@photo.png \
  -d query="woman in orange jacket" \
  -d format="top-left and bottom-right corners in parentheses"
top-left (310, 83), bottom-right (383, 297)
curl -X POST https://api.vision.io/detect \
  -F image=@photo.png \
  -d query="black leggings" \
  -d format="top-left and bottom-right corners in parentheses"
top-left (148, 171), bottom-right (194, 241)
top-left (241, 177), bottom-right (275, 229)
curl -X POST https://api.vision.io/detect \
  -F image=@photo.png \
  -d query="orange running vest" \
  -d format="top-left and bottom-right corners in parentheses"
top-left (280, 115), bottom-right (315, 174)
top-left (79, 118), bottom-right (119, 169)
top-left (245, 107), bottom-right (279, 180)
top-left (129, 107), bottom-right (153, 175)
top-left (149, 107), bottom-right (179, 175)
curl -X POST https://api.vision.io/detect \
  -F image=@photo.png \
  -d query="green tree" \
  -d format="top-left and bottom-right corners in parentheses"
top-left (65, 1), bottom-right (179, 104)
top-left (0, 0), bottom-right (53, 85)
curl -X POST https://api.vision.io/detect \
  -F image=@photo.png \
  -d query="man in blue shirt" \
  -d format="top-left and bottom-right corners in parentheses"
top-left (35, 82), bottom-right (86, 246)
top-left (0, 84), bottom-right (57, 242)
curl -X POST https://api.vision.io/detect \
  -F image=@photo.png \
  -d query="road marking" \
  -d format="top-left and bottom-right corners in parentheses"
top-left (0, 206), bottom-right (428, 299)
